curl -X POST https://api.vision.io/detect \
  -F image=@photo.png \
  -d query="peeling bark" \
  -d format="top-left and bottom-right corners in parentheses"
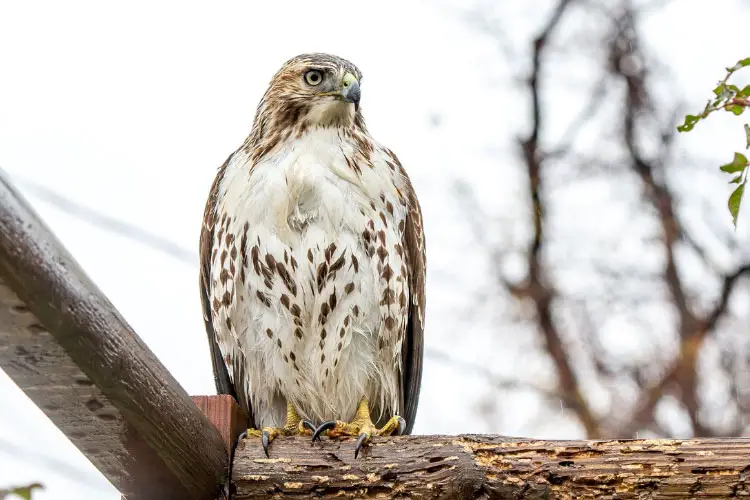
top-left (232, 434), bottom-right (750, 499)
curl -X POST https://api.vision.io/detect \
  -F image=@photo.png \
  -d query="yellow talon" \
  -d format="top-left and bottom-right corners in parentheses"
top-left (243, 401), bottom-right (315, 457)
top-left (311, 397), bottom-right (406, 458)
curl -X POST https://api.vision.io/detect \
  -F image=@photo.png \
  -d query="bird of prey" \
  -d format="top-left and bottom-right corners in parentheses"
top-left (199, 53), bottom-right (426, 457)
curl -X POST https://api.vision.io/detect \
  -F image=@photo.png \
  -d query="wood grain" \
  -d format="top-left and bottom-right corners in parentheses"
top-left (0, 170), bottom-right (227, 500)
top-left (192, 395), bottom-right (249, 455)
top-left (232, 434), bottom-right (750, 499)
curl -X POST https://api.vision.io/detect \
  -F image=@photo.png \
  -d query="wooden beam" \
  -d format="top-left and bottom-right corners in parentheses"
top-left (0, 170), bottom-right (228, 500)
top-left (191, 395), bottom-right (248, 455)
top-left (231, 435), bottom-right (750, 498)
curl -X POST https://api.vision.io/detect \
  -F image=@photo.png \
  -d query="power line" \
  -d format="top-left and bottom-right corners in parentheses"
top-left (10, 174), bottom-right (197, 265)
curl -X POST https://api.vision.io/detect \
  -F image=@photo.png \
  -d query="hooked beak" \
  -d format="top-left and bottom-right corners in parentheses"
top-left (340, 72), bottom-right (361, 111)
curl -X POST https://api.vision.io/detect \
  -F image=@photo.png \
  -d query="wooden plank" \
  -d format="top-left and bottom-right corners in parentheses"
top-left (191, 395), bottom-right (248, 455)
top-left (0, 170), bottom-right (228, 499)
top-left (231, 435), bottom-right (750, 498)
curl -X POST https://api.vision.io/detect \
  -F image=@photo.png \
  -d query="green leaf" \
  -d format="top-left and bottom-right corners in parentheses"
top-left (730, 58), bottom-right (750, 71)
top-left (745, 123), bottom-right (750, 148)
top-left (677, 114), bottom-right (700, 132)
top-left (730, 104), bottom-right (746, 116)
top-left (720, 152), bottom-right (749, 172)
top-left (731, 174), bottom-right (744, 184)
top-left (741, 85), bottom-right (750, 97)
top-left (7, 484), bottom-right (43, 500)
top-left (729, 183), bottom-right (745, 227)
top-left (714, 83), bottom-right (727, 96)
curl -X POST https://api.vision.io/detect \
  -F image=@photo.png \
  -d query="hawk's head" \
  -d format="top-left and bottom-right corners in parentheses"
top-left (252, 53), bottom-right (365, 134)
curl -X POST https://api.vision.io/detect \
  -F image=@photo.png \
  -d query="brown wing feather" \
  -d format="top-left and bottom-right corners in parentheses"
top-left (399, 167), bottom-right (426, 435)
top-left (199, 152), bottom-right (254, 423)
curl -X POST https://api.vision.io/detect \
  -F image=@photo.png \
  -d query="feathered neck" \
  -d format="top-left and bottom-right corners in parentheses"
top-left (241, 94), bottom-right (369, 165)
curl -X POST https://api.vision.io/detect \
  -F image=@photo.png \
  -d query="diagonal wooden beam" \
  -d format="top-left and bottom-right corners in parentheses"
top-left (0, 169), bottom-right (228, 500)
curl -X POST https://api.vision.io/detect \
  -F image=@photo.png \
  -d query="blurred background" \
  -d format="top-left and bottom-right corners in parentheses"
top-left (2, 0), bottom-right (750, 497)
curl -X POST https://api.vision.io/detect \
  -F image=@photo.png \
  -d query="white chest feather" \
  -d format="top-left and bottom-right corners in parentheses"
top-left (209, 128), bottom-right (410, 426)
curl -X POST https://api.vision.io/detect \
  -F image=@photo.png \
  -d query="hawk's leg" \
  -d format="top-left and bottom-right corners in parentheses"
top-left (243, 401), bottom-right (316, 457)
top-left (311, 397), bottom-right (406, 458)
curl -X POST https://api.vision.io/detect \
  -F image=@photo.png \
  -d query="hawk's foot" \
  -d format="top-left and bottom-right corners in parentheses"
top-left (241, 401), bottom-right (315, 457)
top-left (311, 397), bottom-right (406, 458)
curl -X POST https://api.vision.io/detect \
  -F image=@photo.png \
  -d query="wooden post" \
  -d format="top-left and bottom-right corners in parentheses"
top-left (191, 395), bottom-right (249, 455)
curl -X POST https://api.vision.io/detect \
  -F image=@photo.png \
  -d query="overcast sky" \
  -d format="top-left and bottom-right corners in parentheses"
top-left (1, 0), bottom-right (749, 498)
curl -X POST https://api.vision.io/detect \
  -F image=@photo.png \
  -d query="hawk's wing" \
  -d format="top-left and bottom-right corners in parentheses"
top-left (199, 152), bottom-right (254, 423)
top-left (398, 164), bottom-right (426, 435)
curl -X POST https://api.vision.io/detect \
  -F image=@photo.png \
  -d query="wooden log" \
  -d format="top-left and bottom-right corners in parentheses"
top-left (231, 434), bottom-right (750, 499)
top-left (0, 170), bottom-right (227, 500)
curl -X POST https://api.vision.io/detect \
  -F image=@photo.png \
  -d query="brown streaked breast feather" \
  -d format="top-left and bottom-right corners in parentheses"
top-left (199, 151), bottom-right (254, 424)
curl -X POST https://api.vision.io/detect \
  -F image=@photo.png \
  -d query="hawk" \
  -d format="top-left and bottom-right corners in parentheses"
top-left (199, 53), bottom-right (426, 457)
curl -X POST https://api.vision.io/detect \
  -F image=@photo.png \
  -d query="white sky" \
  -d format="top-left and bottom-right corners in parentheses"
top-left (1, 0), bottom-right (749, 498)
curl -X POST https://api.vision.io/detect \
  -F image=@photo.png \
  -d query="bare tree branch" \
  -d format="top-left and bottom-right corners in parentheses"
top-left (606, 5), bottom-right (750, 438)
top-left (705, 265), bottom-right (750, 332)
top-left (515, 0), bottom-right (603, 438)
top-left (461, 0), bottom-right (749, 441)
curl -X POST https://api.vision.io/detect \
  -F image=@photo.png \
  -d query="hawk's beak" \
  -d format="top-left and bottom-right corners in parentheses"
top-left (340, 72), bottom-right (360, 111)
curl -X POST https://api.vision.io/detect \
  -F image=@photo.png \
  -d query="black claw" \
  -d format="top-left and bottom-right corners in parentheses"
top-left (235, 430), bottom-right (248, 449)
top-left (395, 416), bottom-right (407, 436)
top-left (354, 433), bottom-right (369, 459)
top-left (261, 430), bottom-right (271, 458)
top-left (301, 420), bottom-right (317, 434)
top-left (312, 420), bottom-right (337, 442)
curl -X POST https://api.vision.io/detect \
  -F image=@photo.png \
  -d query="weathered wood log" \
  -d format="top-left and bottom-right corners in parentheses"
top-left (232, 434), bottom-right (750, 499)
top-left (0, 170), bottom-right (228, 500)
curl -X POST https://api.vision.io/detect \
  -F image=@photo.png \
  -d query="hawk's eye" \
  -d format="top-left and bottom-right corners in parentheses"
top-left (304, 70), bottom-right (323, 86)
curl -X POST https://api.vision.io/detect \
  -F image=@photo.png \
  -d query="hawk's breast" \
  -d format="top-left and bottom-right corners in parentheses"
top-left (209, 128), bottom-right (409, 426)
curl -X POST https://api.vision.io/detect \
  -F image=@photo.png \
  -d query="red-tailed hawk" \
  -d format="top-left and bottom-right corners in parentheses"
top-left (199, 53), bottom-right (426, 457)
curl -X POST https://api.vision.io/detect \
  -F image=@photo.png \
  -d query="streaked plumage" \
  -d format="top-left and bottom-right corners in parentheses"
top-left (199, 53), bottom-right (425, 443)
